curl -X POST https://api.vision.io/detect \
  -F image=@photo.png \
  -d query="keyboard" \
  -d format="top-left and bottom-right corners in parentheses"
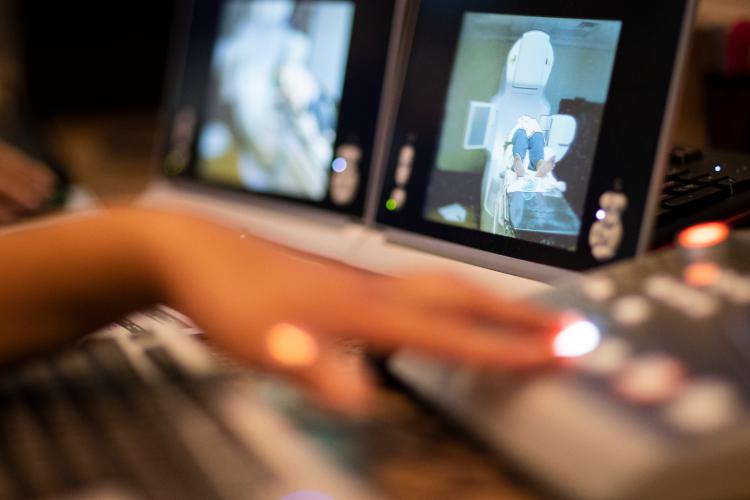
top-left (391, 224), bottom-right (750, 500)
top-left (653, 147), bottom-right (750, 246)
top-left (0, 324), bottom-right (376, 500)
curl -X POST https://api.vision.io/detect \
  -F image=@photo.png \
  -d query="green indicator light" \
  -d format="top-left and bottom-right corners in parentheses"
top-left (386, 199), bottom-right (397, 211)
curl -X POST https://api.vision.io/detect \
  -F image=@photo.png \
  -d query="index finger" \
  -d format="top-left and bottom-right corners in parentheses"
top-left (391, 274), bottom-right (563, 331)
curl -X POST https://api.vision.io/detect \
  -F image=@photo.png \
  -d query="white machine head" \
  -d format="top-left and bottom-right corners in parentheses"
top-left (506, 30), bottom-right (554, 95)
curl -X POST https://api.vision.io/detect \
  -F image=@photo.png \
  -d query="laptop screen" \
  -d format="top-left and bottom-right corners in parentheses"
top-left (376, 0), bottom-right (694, 273)
top-left (421, 13), bottom-right (622, 252)
top-left (164, 0), bottom-right (396, 217)
top-left (197, 1), bottom-right (355, 202)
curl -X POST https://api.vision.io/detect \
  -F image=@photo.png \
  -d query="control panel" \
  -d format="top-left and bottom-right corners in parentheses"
top-left (391, 222), bottom-right (750, 500)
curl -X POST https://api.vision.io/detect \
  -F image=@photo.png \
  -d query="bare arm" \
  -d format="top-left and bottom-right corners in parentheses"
top-left (0, 206), bottom-right (561, 410)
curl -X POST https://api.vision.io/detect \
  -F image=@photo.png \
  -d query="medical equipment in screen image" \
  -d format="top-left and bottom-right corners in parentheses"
top-left (197, 1), bottom-right (355, 202)
top-left (424, 13), bottom-right (621, 251)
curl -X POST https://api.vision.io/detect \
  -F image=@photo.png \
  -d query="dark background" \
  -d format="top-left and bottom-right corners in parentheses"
top-left (15, 0), bottom-right (177, 116)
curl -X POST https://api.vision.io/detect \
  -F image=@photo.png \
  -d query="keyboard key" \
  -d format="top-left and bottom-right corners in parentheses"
top-left (718, 177), bottom-right (750, 194)
top-left (670, 146), bottom-right (703, 164)
top-left (661, 194), bottom-right (676, 205)
top-left (677, 170), bottom-right (713, 183)
top-left (662, 179), bottom-right (682, 192)
top-left (662, 186), bottom-right (728, 211)
top-left (666, 166), bottom-right (689, 178)
top-left (671, 183), bottom-right (702, 195)
top-left (697, 173), bottom-right (729, 185)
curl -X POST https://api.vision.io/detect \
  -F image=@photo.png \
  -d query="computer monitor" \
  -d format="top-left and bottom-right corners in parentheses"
top-left (377, 0), bottom-right (695, 275)
top-left (161, 0), bottom-right (397, 218)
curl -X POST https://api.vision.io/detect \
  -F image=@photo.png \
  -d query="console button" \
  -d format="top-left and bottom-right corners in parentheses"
top-left (577, 337), bottom-right (632, 377)
top-left (388, 188), bottom-right (407, 211)
top-left (612, 353), bottom-right (687, 405)
top-left (677, 222), bottom-right (730, 250)
top-left (589, 192), bottom-right (628, 261)
top-left (662, 378), bottom-right (743, 435)
top-left (611, 295), bottom-right (652, 326)
top-left (580, 276), bottom-right (616, 302)
top-left (644, 275), bottom-right (720, 319)
top-left (330, 144), bottom-right (362, 205)
top-left (395, 145), bottom-right (415, 186)
top-left (713, 271), bottom-right (750, 304)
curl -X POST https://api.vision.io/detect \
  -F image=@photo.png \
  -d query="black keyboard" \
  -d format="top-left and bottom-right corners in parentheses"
top-left (653, 147), bottom-right (750, 247)
top-left (0, 327), bottom-right (375, 500)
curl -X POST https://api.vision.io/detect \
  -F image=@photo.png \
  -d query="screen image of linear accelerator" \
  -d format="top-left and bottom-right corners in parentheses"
top-left (424, 13), bottom-right (621, 251)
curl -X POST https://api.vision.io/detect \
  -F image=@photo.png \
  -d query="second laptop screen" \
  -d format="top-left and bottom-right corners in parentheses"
top-left (196, 1), bottom-right (355, 202)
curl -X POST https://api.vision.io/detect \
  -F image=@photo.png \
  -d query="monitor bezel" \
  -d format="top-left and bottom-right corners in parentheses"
top-left (375, 0), bottom-right (696, 272)
top-left (161, 0), bottom-right (397, 219)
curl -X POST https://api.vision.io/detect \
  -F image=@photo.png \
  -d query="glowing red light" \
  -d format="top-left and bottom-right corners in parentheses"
top-left (678, 222), bottom-right (730, 250)
top-left (684, 262), bottom-right (721, 287)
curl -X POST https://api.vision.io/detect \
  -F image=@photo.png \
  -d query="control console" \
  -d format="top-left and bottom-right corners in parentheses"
top-left (391, 222), bottom-right (750, 500)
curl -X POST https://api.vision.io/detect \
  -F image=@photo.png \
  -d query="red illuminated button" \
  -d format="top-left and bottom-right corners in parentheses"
top-left (677, 222), bottom-right (730, 250)
top-left (684, 262), bottom-right (721, 287)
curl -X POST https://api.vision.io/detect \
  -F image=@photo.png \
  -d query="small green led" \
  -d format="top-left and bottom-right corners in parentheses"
top-left (385, 199), bottom-right (398, 211)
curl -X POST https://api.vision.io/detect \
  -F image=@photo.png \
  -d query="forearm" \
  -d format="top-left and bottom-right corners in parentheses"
top-left (0, 208), bottom-right (164, 362)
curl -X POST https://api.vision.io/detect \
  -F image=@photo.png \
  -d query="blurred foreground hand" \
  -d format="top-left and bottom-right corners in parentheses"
top-left (0, 207), bottom-right (562, 412)
top-left (0, 140), bottom-right (55, 223)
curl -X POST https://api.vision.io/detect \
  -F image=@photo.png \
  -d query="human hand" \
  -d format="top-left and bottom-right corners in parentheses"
top-left (136, 210), bottom-right (562, 412)
top-left (0, 140), bottom-right (55, 223)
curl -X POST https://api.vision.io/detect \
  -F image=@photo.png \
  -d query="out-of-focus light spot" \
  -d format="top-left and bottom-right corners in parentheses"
top-left (684, 262), bottom-right (720, 287)
top-left (678, 222), bottom-right (730, 249)
top-left (266, 324), bottom-right (319, 368)
top-left (386, 199), bottom-right (398, 211)
top-left (715, 165), bottom-right (722, 172)
top-left (198, 122), bottom-right (232, 160)
top-left (595, 209), bottom-right (606, 221)
top-left (332, 157), bottom-right (348, 173)
top-left (553, 320), bottom-right (601, 358)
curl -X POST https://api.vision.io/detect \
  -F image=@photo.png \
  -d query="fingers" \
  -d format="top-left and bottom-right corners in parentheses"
top-left (279, 271), bottom-right (559, 370)
top-left (342, 308), bottom-right (555, 369)
top-left (384, 273), bottom-right (562, 331)
top-left (0, 142), bottom-right (55, 212)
